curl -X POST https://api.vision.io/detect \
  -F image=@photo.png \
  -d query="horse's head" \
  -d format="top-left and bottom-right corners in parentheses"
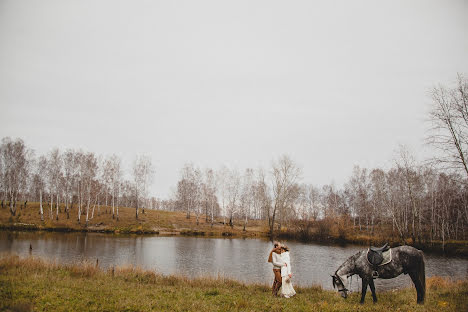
top-left (331, 274), bottom-right (348, 299)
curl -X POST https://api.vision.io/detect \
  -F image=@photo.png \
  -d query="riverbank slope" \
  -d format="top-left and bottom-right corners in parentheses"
top-left (0, 202), bottom-right (267, 237)
top-left (0, 255), bottom-right (466, 312)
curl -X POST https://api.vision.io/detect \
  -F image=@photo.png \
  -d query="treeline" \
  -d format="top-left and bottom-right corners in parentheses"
top-left (1, 75), bottom-right (467, 246)
top-left (168, 74), bottom-right (468, 245)
top-left (1, 141), bottom-right (467, 245)
top-left (0, 138), bottom-right (154, 225)
top-left (167, 150), bottom-right (468, 246)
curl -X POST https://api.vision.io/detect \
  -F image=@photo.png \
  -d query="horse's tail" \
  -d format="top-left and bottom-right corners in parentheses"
top-left (418, 250), bottom-right (426, 302)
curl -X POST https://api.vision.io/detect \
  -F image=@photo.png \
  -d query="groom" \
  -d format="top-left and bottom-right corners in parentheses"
top-left (268, 241), bottom-right (286, 296)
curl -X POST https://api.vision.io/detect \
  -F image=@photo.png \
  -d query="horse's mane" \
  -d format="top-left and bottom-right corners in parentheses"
top-left (335, 250), bottom-right (363, 275)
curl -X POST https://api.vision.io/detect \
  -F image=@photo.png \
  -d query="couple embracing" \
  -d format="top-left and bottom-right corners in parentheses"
top-left (267, 241), bottom-right (296, 298)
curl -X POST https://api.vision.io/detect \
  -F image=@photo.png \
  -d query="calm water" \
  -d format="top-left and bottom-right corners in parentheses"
top-left (1, 231), bottom-right (467, 291)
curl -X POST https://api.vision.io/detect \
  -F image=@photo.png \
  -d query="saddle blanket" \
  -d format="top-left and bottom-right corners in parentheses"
top-left (367, 248), bottom-right (392, 266)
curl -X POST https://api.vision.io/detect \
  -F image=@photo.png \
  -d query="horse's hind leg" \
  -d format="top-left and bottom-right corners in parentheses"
top-left (360, 279), bottom-right (369, 304)
top-left (369, 279), bottom-right (377, 303)
top-left (408, 271), bottom-right (424, 304)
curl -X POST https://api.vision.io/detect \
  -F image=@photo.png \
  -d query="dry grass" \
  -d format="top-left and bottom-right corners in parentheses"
top-left (0, 202), bottom-right (268, 237)
top-left (1, 255), bottom-right (467, 312)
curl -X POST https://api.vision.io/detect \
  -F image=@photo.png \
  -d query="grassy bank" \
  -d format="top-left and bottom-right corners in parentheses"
top-left (0, 255), bottom-right (466, 312)
top-left (0, 203), bottom-right (267, 237)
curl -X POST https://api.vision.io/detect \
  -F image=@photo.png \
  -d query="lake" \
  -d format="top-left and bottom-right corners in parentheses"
top-left (1, 231), bottom-right (466, 291)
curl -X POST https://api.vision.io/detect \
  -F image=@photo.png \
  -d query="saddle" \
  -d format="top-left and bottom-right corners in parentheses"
top-left (367, 243), bottom-right (390, 266)
top-left (367, 243), bottom-right (391, 278)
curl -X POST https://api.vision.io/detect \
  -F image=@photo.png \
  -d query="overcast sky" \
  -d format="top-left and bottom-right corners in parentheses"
top-left (1, 0), bottom-right (468, 197)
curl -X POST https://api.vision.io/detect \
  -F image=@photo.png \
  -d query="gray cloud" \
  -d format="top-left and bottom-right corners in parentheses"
top-left (1, 0), bottom-right (468, 197)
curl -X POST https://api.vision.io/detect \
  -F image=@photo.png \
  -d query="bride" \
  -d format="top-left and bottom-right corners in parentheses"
top-left (279, 245), bottom-right (296, 298)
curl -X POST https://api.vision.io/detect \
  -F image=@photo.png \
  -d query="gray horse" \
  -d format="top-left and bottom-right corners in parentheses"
top-left (332, 245), bottom-right (425, 304)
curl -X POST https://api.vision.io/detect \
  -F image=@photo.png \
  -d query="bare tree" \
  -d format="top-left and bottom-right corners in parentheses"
top-left (0, 137), bottom-right (31, 216)
top-left (111, 156), bottom-right (123, 220)
top-left (47, 149), bottom-right (63, 220)
top-left (103, 155), bottom-right (122, 219)
top-left (240, 168), bottom-right (254, 231)
top-left (396, 146), bottom-right (423, 243)
top-left (192, 168), bottom-right (202, 225)
top-left (75, 151), bottom-right (85, 224)
top-left (216, 165), bottom-right (229, 224)
top-left (369, 168), bottom-right (388, 233)
top-left (226, 168), bottom-right (240, 228)
top-left (254, 168), bottom-right (271, 222)
top-left (63, 150), bottom-right (78, 219)
top-left (83, 153), bottom-right (98, 226)
top-left (270, 155), bottom-right (301, 236)
top-left (298, 184), bottom-right (321, 221)
top-left (204, 168), bottom-right (217, 226)
top-left (428, 74), bottom-right (468, 176)
top-left (34, 156), bottom-right (48, 221)
top-left (132, 155), bottom-right (154, 219)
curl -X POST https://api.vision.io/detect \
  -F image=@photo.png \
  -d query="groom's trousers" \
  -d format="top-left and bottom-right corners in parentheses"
top-left (272, 269), bottom-right (282, 296)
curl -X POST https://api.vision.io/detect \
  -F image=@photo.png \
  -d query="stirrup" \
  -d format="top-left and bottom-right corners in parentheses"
top-left (372, 271), bottom-right (379, 279)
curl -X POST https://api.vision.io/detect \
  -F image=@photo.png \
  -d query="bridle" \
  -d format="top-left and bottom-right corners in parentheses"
top-left (333, 274), bottom-right (349, 293)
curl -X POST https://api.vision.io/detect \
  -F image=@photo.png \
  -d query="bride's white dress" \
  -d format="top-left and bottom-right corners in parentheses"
top-left (279, 251), bottom-right (296, 298)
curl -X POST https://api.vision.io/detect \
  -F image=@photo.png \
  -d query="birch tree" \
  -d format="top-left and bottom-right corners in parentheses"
top-left (132, 155), bottom-right (154, 219)
top-left (428, 74), bottom-right (468, 176)
top-left (82, 153), bottom-right (98, 226)
top-left (216, 165), bottom-right (229, 224)
top-left (270, 155), bottom-right (301, 236)
top-left (226, 168), bottom-right (240, 228)
top-left (0, 137), bottom-right (31, 216)
top-left (240, 168), bottom-right (254, 231)
top-left (192, 168), bottom-right (202, 225)
top-left (103, 155), bottom-right (122, 219)
top-left (176, 163), bottom-right (200, 221)
top-left (110, 155), bottom-right (122, 220)
top-left (63, 150), bottom-right (78, 219)
top-left (47, 149), bottom-right (63, 220)
top-left (254, 168), bottom-right (271, 222)
top-left (34, 156), bottom-right (48, 221)
top-left (204, 168), bottom-right (217, 226)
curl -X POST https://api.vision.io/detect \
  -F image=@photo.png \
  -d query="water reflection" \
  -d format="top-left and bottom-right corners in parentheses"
top-left (0, 231), bottom-right (466, 291)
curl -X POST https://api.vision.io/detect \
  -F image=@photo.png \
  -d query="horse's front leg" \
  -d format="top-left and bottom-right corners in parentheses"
top-left (369, 279), bottom-right (377, 303)
top-left (360, 279), bottom-right (369, 304)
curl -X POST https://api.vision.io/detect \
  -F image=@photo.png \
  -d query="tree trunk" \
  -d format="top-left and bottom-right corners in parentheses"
top-left (56, 194), bottom-right (59, 220)
top-left (9, 197), bottom-right (16, 216)
top-left (65, 193), bottom-right (69, 219)
top-left (270, 206), bottom-right (277, 237)
top-left (85, 191), bottom-right (90, 227)
top-left (77, 186), bottom-right (81, 224)
top-left (39, 190), bottom-right (44, 221)
top-left (135, 188), bottom-right (139, 219)
top-left (210, 201), bottom-right (214, 227)
top-left (50, 193), bottom-right (53, 220)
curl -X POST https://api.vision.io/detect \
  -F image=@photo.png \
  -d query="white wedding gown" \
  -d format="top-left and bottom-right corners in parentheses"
top-left (279, 251), bottom-right (296, 298)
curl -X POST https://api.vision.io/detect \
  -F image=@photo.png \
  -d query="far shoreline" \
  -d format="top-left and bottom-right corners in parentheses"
top-left (2, 203), bottom-right (467, 257)
top-left (1, 222), bottom-right (467, 258)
